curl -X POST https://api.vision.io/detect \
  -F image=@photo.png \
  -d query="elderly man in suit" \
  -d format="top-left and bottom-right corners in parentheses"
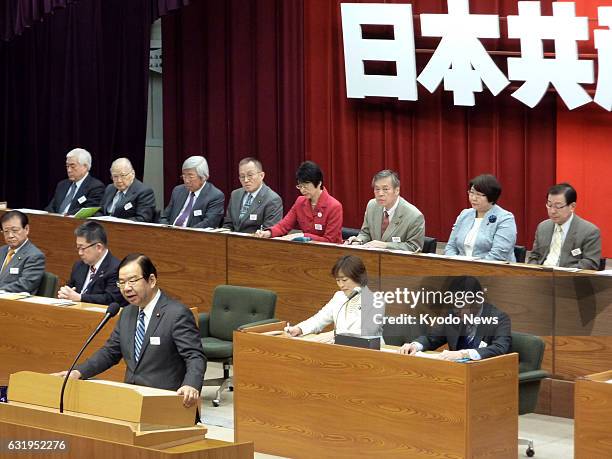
top-left (0, 210), bottom-right (45, 294)
top-left (400, 277), bottom-right (511, 361)
top-left (346, 170), bottom-right (424, 251)
top-left (99, 158), bottom-right (156, 222)
top-left (528, 183), bottom-right (601, 270)
top-left (45, 148), bottom-right (105, 215)
top-left (55, 253), bottom-right (206, 408)
top-left (160, 156), bottom-right (225, 228)
top-left (222, 157), bottom-right (282, 233)
top-left (57, 221), bottom-right (125, 306)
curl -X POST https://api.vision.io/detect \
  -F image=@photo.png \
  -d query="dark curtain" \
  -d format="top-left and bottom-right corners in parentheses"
top-left (0, 0), bottom-right (78, 41)
top-left (304, 0), bottom-right (557, 246)
top-left (162, 0), bottom-right (304, 208)
top-left (0, 0), bottom-right (189, 209)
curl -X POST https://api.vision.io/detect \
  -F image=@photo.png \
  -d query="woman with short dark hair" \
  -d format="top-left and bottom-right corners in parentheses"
top-left (444, 174), bottom-right (517, 261)
top-left (255, 161), bottom-right (343, 243)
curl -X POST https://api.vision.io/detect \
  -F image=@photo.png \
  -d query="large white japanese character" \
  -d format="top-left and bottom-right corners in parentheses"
top-left (507, 1), bottom-right (594, 110)
top-left (341, 3), bottom-right (417, 100)
top-left (417, 0), bottom-right (509, 106)
top-left (595, 7), bottom-right (612, 111)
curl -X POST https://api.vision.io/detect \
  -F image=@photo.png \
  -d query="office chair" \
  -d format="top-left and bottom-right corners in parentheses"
top-left (511, 331), bottom-right (549, 457)
top-left (199, 285), bottom-right (277, 406)
top-left (341, 227), bottom-right (360, 241)
top-left (514, 245), bottom-right (527, 263)
top-left (422, 236), bottom-right (437, 254)
top-left (36, 272), bottom-right (59, 298)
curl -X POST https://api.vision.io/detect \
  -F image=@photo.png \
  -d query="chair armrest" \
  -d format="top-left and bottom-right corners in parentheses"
top-left (237, 318), bottom-right (280, 331)
top-left (519, 370), bottom-right (549, 383)
top-left (199, 312), bottom-right (210, 338)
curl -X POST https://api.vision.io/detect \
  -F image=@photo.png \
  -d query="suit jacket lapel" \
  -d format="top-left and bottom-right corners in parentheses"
top-left (560, 216), bottom-right (579, 257)
top-left (125, 306), bottom-right (138, 364)
top-left (84, 254), bottom-right (111, 293)
top-left (134, 294), bottom-right (165, 368)
top-left (386, 202), bottom-right (405, 239)
top-left (371, 205), bottom-right (383, 241)
top-left (189, 184), bottom-right (208, 225)
top-left (541, 221), bottom-right (555, 260)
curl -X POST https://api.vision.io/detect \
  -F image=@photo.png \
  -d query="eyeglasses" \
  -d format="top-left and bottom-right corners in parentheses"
top-left (76, 242), bottom-right (99, 252)
top-left (467, 189), bottom-right (487, 198)
top-left (1, 227), bottom-right (24, 236)
top-left (116, 277), bottom-right (144, 289)
top-left (296, 183), bottom-right (312, 190)
top-left (181, 173), bottom-right (200, 181)
top-left (374, 187), bottom-right (393, 194)
top-left (111, 171), bottom-right (133, 181)
top-left (545, 202), bottom-right (569, 210)
top-left (239, 172), bottom-right (260, 182)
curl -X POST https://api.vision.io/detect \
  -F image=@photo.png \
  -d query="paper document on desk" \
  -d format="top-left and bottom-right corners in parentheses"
top-left (0, 292), bottom-right (31, 300)
top-left (19, 296), bottom-right (75, 306)
top-left (14, 208), bottom-right (49, 215)
top-left (297, 331), bottom-right (335, 344)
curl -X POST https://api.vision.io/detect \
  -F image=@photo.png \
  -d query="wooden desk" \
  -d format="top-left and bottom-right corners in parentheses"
top-left (574, 370), bottom-right (612, 458)
top-left (233, 330), bottom-right (518, 458)
top-left (0, 298), bottom-right (125, 385)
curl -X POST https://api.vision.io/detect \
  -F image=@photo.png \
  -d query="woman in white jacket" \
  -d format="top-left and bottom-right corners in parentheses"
top-left (286, 255), bottom-right (382, 338)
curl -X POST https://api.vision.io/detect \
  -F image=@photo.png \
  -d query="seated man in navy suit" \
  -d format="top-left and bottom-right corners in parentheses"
top-left (57, 221), bottom-right (126, 306)
top-left (159, 155), bottom-right (225, 228)
top-left (99, 158), bottom-right (156, 222)
top-left (45, 148), bottom-right (105, 215)
top-left (399, 276), bottom-right (511, 361)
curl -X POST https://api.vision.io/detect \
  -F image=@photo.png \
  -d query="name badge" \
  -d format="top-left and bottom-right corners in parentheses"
top-left (124, 202), bottom-right (133, 211)
top-left (571, 248), bottom-right (582, 257)
top-left (314, 223), bottom-right (323, 231)
top-left (193, 209), bottom-right (203, 217)
top-left (392, 236), bottom-right (401, 243)
top-left (77, 196), bottom-right (86, 204)
top-left (249, 214), bottom-right (257, 221)
top-left (150, 337), bottom-right (160, 345)
top-left (478, 341), bottom-right (488, 348)
top-left (9, 267), bottom-right (19, 275)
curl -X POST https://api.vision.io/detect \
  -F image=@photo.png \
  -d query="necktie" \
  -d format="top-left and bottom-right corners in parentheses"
top-left (60, 183), bottom-right (77, 214)
top-left (174, 192), bottom-right (195, 227)
top-left (1, 249), bottom-right (15, 273)
top-left (108, 191), bottom-right (124, 214)
top-left (239, 193), bottom-right (253, 220)
top-left (134, 310), bottom-right (146, 362)
top-left (544, 225), bottom-right (563, 267)
top-left (381, 210), bottom-right (390, 236)
top-left (82, 266), bottom-right (96, 293)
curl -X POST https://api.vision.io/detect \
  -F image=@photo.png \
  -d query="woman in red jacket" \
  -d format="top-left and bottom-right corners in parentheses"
top-left (255, 161), bottom-right (343, 243)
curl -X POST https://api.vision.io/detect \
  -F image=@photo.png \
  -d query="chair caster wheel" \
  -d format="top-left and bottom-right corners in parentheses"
top-left (526, 446), bottom-right (535, 457)
top-left (212, 400), bottom-right (220, 407)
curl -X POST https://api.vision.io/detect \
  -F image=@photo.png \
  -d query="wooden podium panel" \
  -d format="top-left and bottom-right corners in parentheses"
top-left (0, 298), bottom-right (125, 385)
top-left (233, 331), bottom-right (518, 459)
top-left (575, 370), bottom-right (612, 458)
top-left (227, 236), bottom-right (380, 324)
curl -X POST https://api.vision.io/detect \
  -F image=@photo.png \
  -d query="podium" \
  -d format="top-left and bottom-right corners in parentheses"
top-left (0, 372), bottom-right (253, 458)
top-left (575, 370), bottom-right (612, 458)
top-left (234, 327), bottom-right (518, 459)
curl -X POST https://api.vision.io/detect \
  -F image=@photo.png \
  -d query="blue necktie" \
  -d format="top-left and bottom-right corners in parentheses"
top-left (134, 310), bottom-right (145, 362)
top-left (239, 193), bottom-right (253, 220)
top-left (174, 192), bottom-right (195, 227)
top-left (108, 191), bottom-right (124, 214)
top-left (60, 183), bottom-right (77, 214)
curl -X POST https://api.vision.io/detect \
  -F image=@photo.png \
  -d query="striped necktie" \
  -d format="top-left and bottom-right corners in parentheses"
top-left (60, 183), bottom-right (77, 214)
top-left (1, 249), bottom-right (15, 273)
top-left (239, 193), bottom-right (253, 220)
top-left (134, 310), bottom-right (146, 362)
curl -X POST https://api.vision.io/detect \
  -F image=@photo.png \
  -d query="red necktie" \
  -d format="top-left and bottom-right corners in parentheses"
top-left (381, 210), bottom-right (389, 236)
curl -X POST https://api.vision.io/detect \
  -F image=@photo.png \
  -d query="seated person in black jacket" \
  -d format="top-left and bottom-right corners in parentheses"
top-left (400, 276), bottom-right (511, 360)
top-left (57, 221), bottom-right (126, 306)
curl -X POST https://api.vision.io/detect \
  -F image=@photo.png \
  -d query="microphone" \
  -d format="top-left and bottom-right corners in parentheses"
top-left (333, 287), bottom-right (362, 337)
top-left (59, 302), bottom-right (121, 413)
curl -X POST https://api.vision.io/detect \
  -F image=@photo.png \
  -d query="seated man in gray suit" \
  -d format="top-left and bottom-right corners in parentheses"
top-left (345, 170), bottom-right (425, 251)
top-left (99, 158), bottom-right (156, 222)
top-left (0, 210), bottom-right (45, 294)
top-left (57, 221), bottom-right (126, 306)
top-left (45, 148), bottom-right (105, 215)
top-left (222, 157), bottom-right (283, 233)
top-left (55, 253), bottom-right (206, 409)
top-left (528, 183), bottom-right (601, 270)
top-left (400, 276), bottom-right (511, 361)
top-left (159, 156), bottom-right (225, 228)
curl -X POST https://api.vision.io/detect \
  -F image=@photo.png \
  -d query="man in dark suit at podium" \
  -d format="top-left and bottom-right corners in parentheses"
top-left (57, 221), bottom-right (125, 306)
top-left (56, 253), bottom-right (206, 409)
top-left (45, 148), bottom-right (105, 215)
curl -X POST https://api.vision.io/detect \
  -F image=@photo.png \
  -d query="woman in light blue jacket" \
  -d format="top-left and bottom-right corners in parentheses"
top-left (444, 174), bottom-right (517, 262)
